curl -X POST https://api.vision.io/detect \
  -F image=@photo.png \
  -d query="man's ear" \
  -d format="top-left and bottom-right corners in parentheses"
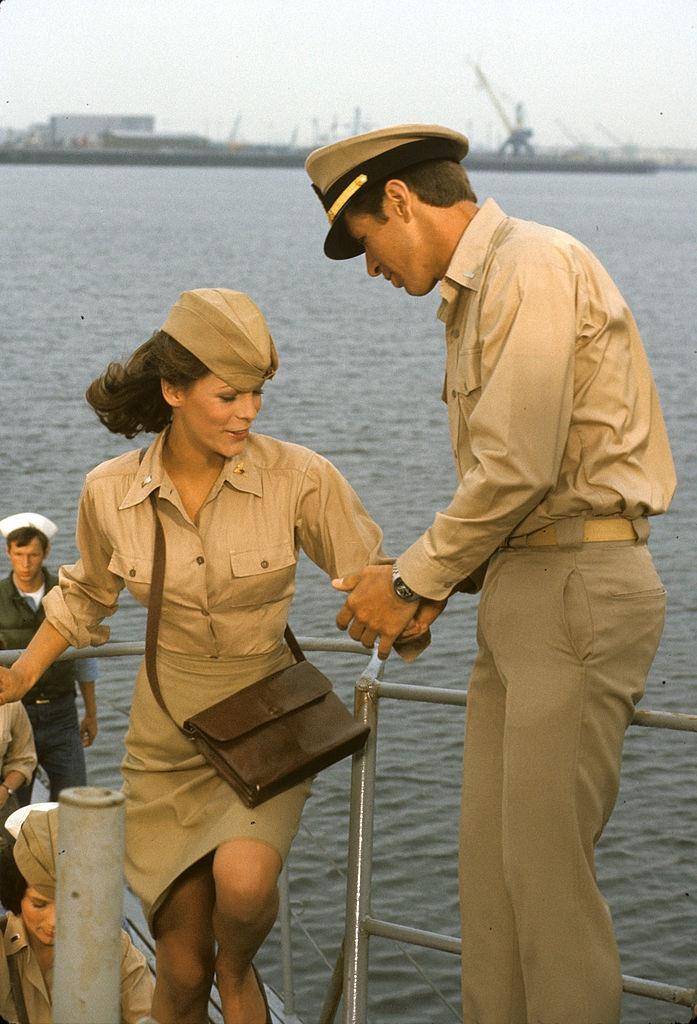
top-left (382, 179), bottom-right (413, 221)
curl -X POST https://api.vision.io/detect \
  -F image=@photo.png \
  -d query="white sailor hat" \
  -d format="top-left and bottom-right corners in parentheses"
top-left (0, 513), bottom-right (58, 541)
top-left (4, 803), bottom-right (58, 839)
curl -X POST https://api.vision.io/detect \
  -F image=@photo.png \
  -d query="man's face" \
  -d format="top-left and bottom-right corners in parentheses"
top-left (7, 538), bottom-right (46, 591)
top-left (344, 205), bottom-right (442, 297)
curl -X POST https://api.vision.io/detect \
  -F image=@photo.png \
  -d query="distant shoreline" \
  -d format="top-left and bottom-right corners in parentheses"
top-left (0, 147), bottom-right (663, 174)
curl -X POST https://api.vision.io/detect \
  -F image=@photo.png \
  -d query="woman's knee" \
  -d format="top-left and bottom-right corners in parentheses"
top-left (156, 933), bottom-right (215, 1001)
top-left (213, 839), bottom-right (282, 923)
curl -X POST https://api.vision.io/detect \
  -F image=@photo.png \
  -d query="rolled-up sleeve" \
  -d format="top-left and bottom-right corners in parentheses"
top-left (43, 481), bottom-right (124, 648)
top-left (295, 452), bottom-right (392, 577)
top-left (399, 251), bottom-right (577, 599)
top-left (2, 703), bottom-right (37, 784)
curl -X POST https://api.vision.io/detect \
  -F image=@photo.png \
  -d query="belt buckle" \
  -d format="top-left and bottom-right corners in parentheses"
top-left (34, 698), bottom-right (50, 705)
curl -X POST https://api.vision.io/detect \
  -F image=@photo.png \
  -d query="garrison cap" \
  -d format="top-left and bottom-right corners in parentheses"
top-left (11, 805), bottom-right (60, 899)
top-left (305, 123), bottom-right (469, 260)
top-left (162, 288), bottom-right (279, 392)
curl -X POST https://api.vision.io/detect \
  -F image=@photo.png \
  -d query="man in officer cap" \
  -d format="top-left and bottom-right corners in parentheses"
top-left (0, 513), bottom-right (99, 804)
top-left (305, 125), bottom-right (676, 1024)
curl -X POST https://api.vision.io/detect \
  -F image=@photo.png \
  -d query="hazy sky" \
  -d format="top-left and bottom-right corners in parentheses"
top-left (1, 0), bottom-right (696, 151)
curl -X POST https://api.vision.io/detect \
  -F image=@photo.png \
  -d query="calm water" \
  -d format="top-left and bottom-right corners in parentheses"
top-left (1, 164), bottom-right (696, 1023)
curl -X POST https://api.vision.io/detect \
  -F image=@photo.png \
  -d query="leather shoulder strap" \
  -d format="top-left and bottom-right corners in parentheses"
top-left (145, 492), bottom-right (173, 721)
top-left (1, 917), bottom-right (30, 1024)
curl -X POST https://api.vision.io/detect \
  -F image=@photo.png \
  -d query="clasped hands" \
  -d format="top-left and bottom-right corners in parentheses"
top-left (332, 563), bottom-right (447, 659)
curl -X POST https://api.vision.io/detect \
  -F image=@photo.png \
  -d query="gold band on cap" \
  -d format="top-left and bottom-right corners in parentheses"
top-left (326, 173), bottom-right (368, 224)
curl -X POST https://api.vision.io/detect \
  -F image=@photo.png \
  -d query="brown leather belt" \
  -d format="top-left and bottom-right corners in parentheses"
top-left (505, 517), bottom-right (637, 549)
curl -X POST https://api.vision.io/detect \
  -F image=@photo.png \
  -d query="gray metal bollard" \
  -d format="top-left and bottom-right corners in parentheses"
top-left (53, 786), bottom-right (126, 1024)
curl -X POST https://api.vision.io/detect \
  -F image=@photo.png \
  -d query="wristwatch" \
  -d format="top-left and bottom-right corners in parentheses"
top-left (391, 565), bottom-right (420, 603)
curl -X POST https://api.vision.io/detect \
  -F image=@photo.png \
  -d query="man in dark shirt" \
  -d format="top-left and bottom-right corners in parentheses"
top-left (0, 514), bottom-right (98, 803)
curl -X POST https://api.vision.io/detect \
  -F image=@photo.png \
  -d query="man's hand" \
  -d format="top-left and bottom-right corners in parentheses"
top-left (80, 713), bottom-right (98, 747)
top-left (333, 564), bottom-right (420, 659)
top-left (0, 665), bottom-right (33, 706)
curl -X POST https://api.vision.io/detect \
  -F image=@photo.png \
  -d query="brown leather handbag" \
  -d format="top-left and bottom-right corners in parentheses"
top-left (145, 494), bottom-right (370, 808)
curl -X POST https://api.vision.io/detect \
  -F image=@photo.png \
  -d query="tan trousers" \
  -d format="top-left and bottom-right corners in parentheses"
top-left (460, 538), bottom-right (666, 1024)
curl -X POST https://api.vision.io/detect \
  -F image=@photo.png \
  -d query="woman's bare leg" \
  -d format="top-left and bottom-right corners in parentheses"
top-left (212, 838), bottom-right (282, 1024)
top-left (151, 853), bottom-right (216, 1024)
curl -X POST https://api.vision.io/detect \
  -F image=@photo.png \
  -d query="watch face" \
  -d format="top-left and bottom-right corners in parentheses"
top-left (393, 577), bottom-right (417, 601)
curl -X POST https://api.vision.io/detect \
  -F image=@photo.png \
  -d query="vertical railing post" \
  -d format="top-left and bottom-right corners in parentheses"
top-left (53, 786), bottom-right (126, 1024)
top-left (342, 649), bottom-right (383, 1024)
top-left (278, 860), bottom-right (297, 1019)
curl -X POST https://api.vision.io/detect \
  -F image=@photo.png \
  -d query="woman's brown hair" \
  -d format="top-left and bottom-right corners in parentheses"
top-left (85, 331), bottom-right (210, 438)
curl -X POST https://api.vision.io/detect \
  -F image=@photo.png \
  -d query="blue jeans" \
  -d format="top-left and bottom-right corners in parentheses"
top-left (18, 693), bottom-right (87, 805)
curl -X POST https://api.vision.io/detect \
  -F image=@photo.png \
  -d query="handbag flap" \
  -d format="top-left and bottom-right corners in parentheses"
top-left (184, 662), bottom-right (333, 743)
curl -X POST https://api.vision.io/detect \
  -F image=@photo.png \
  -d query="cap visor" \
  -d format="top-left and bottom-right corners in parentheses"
top-left (324, 217), bottom-right (365, 261)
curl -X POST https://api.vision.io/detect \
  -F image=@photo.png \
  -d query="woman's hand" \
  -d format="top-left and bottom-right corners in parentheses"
top-left (0, 665), bottom-right (33, 706)
top-left (397, 598), bottom-right (448, 641)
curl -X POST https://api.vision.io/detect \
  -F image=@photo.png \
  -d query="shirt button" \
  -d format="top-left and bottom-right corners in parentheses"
top-left (196, 556), bottom-right (205, 565)
top-left (260, 559), bottom-right (269, 569)
top-left (129, 569), bottom-right (136, 577)
top-left (451, 389), bottom-right (456, 398)
top-left (201, 609), bottom-right (210, 617)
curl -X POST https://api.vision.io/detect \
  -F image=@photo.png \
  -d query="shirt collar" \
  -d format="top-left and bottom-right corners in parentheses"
top-left (119, 431), bottom-right (167, 510)
top-left (2, 910), bottom-right (28, 955)
top-left (119, 429), bottom-right (263, 511)
top-left (437, 198), bottom-right (508, 321)
top-left (219, 443), bottom-right (263, 497)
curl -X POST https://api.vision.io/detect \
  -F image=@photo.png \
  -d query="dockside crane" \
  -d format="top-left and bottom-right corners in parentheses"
top-left (473, 63), bottom-right (534, 156)
top-left (595, 122), bottom-right (637, 155)
top-left (228, 114), bottom-right (242, 147)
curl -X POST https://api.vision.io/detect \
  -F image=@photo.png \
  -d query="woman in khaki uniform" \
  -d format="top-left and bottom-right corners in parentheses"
top-left (0, 805), bottom-right (153, 1024)
top-left (0, 288), bottom-right (401, 1024)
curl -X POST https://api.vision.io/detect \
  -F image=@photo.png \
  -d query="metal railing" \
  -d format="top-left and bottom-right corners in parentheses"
top-left (3, 640), bottom-right (697, 1023)
top-left (327, 652), bottom-right (697, 1024)
top-left (0, 636), bottom-right (372, 1024)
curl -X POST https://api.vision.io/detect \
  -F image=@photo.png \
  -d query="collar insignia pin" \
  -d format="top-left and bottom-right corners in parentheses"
top-left (142, 475), bottom-right (152, 486)
top-left (233, 464), bottom-right (245, 475)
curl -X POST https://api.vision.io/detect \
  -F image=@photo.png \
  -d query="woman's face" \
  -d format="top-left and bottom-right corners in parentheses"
top-left (21, 886), bottom-right (56, 948)
top-left (164, 373), bottom-right (263, 459)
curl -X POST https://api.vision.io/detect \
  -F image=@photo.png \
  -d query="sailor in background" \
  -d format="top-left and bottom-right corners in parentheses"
top-left (0, 514), bottom-right (99, 803)
top-left (305, 124), bottom-right (676, 1024)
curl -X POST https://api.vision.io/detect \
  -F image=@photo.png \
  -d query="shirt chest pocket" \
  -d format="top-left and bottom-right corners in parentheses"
top-left (108, 551), bottom-right (153, 603)
top-left (228, 542), bottom-right (297, 607)
top-left (454, 345), bottom-right (482, 397)
top-left (446, 347), bottom-right (483, 479)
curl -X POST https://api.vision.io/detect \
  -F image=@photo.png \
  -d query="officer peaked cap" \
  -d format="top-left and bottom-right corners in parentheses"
top-left (305, 123), bottom-right (469, 260)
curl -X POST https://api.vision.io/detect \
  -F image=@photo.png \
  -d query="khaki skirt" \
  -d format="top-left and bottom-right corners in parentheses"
top-left (121, 646), bottom-right (312, 928)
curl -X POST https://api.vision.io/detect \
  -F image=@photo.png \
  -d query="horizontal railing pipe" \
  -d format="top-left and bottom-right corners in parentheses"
top-left (363, 917), bottom-right (461, 955)
top-left (0, 635), bottom-right (370, 668)
top-left (621, 974), bottom-right (696, 1007)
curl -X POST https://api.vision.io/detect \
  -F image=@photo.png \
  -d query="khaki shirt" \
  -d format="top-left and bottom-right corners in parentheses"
top-left (399, 198), bottom-right (676, 600)
top-left (44, 431), bottom-right (388, 657)
top-left (0, 911), bottom-right (153, 1024)
top-left (0, 703), bottom-right (37, 785)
